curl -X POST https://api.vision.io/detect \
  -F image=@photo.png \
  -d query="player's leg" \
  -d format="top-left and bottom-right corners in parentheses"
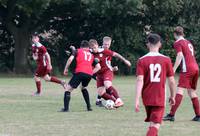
top-left (33, 75), bottom-right (42, 96)
top-left (146, 106), bottom-right (163, 136)
top-left (187, 89), bottom-right (200, 121)
top-left (61, 74), bottom-right (80, 112)
top-left (104, 80), bottom-right (123, 107)
top-left (146, 122), bottom-right (160, 136)
top-left (43, 74), bottom-right (65, 88)
top-left (163, 87), bottom-right (184, 121)
top-left (97, 86), bottom-right (116, 102)
top-left (80, 74), bottom-right (92, 111)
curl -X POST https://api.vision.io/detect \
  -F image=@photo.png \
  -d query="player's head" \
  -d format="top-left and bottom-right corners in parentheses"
top-left (103, 36), bottom-right (112, 49)
top-left (80, 40), bottom-right (90, 48)
top-left (173, 26), bottom-right (184, 39)
top-left (89, 39), bottom-right (99, 53)
top-left (146, 33), bottom-right (162, 50)
top-left (32, 33), bottom-right (40, 43)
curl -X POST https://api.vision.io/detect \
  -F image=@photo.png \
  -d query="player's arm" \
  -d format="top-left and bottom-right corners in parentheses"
top-left (135, 75), bottom-right (144, 112)
top-left (45, 52), bottom-right (52, 70)
top-left (113, 52), bottom-right (131, 67)
top-left (92, 58), bottom-right (101, 74)
top-left (173, 52), bottom-right (183, 72)
top-left (63, 55), bottom-right (74, 76)
top-left (167, 76), bottom-right (176, 106)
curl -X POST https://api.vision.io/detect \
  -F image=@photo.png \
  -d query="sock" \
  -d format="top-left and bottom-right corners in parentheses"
top-left (191, 97), bottom-right (200, 116)
top-left (170, 94), bottom-right (183, 116)
top-left (81, 88), bottom-right (91, 110)
top-left (64, 91), bottom-right (71, 111)
top-left (146, 127), bottom-right (158, 136)
top-left (36, 81), bottom-right (41, 93)
top-left (107, 86), bottom-right (119, 99)
top-left (50, 76), bottom-right (62, 84)
top-left (97, 95), bottom-right (102, 100)
top-left (101, 93), bottom-right (116, 102)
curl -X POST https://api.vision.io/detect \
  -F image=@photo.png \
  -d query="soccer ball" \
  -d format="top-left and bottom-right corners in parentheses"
top-left (105, 100), bottom-right (115, 109)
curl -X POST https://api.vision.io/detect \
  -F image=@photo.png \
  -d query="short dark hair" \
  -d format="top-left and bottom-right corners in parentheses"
top-left (80, 40), bottom-right (89, 48)
top-left (146, 33), bottom-right (161, 45)
top-left (174, 26), bottom-right (184, 36)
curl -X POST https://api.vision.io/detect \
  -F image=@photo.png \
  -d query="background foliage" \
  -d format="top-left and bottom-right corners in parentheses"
top-left (0, 0), bottom-right (200, 75)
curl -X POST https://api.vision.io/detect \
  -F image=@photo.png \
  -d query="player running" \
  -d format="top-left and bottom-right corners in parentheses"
top-left (135, 33), bottom-right (176, 136)
top-left (89, 39), bottom-right (131, 108)
top-left (60, 40), bottom-right (101, 112)
top-left (163, 26), bottom-right (200, 122)
top-left (31, 34), bottom-right (65, 96)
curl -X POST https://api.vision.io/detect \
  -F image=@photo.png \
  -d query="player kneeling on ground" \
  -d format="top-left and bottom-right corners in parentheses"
top-left (60, 40), bottom-right (100, 112)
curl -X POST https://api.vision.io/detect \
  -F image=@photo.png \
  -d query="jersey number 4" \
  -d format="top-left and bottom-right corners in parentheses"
top-left (149, 64), bottom-right (161, 82)
top-left (83, 51), bottom-right (92, 61)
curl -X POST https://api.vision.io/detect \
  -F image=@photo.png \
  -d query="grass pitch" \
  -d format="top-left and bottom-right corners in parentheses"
top-left (0, 76), bottom-right (200, 136)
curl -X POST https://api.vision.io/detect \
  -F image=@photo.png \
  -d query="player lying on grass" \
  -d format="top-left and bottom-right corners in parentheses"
top-left (135, 33), bottom-right (176, 136)
top-left (60, 40), bottom-right (101, 112)
top-left (163, 26), bottom-right (200, 122)
top-left (31, 34), bottom-right (65, 96)
top-left (89, 39), bottom-right (131, 108)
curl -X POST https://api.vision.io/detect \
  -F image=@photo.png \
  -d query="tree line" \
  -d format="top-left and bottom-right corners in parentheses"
top-left (0, 0), bottom-right (200, 75)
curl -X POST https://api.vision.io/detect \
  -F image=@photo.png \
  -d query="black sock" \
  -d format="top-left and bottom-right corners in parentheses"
top-left (64, 91), bottom-right (71, 111)
top-left (97, 95), bottom-right (102, 100)
top-left (81, 88), bottom-right (91, 110)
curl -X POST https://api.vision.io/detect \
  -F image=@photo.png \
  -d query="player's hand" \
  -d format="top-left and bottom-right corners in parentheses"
top-left (70, 45), bottom-right (76, 50)
top-left (125, 60), bottom-right (131, 67)
top-left (169, 97), bottom-right (175, 106)
top-left (63, 69), bottom-right (68, 76)
top-left (47, 64), bottom-right (52, 71)
top-left (113, 66), bottom-right (118, 72)
top-left (135, 100), bottom-right (140, 112)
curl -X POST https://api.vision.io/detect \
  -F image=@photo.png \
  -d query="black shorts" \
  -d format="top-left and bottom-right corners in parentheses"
top-left (68, 72), bottom-right (92, 89)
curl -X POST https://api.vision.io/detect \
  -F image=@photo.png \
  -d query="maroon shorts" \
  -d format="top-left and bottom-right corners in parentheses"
top-left (144, 106), bottom-right (164, 124)
top-left (96, 70), bottom-right (113, 88)
top-left (35, 66), bottom-right (51, 77)
top-left (178, 70), bottom-right (199, 90)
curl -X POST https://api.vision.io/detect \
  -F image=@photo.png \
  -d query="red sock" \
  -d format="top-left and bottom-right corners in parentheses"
top-left (170, 94), bottom-right (183, 116)
top-left (101, 93), bottom-right (116, 102)
top-left (50, 76), bottom-right (62, 84)
top-left (146, 127), bottom-right (158, 136)
top-left (36, 81), bottom-right (41, 93)
top-left (191, 97), bottom-right (200, 116)
top-left (107, 86), bottom-right (119, 99)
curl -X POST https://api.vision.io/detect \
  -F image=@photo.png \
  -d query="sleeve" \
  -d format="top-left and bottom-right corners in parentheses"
top-left (166, 58), bottom-right (174, 77)
top-left (103, 49), bottom-right (114, 56)
top-left (41, 46), bottom-right (47, 54)
top-left (173, 42), bottom-right (182, 53)
top-left (92, 58), bottom-right (99, 66)
top-left (71, 49), bottom-right (78, 57)
top-left (136, 59), bottom-right (144, 76)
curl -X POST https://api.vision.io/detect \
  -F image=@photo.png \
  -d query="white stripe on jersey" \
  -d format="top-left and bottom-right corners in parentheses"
top-left (139, 52), bottom-right (169, 60)
top-left (175, 36), bottom-right (185, 43)
top-left (182, 56), bottom-right (187, 72)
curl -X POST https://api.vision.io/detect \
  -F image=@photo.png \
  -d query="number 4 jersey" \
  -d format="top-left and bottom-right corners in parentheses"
top-left (136, 52), bottom-right (174, 106)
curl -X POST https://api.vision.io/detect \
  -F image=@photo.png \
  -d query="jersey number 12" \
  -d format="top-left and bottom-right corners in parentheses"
top-left (149, 64), bottom-right (161, 82)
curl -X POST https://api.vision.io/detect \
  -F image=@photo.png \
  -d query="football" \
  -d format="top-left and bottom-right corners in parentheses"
top-left (105, 100), bottom-right (115, 109)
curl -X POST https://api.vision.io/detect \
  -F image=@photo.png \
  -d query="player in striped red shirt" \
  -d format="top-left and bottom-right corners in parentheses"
top-left (163, 26), bottom-right (200, 122)
top-left (135, 33), bottom-right (176, 136)
top-left (31, 34), bottom-right (65, 96)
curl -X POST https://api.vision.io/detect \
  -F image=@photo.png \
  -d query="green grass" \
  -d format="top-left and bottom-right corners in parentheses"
top-left (0, 76), bottom-right (200, 136)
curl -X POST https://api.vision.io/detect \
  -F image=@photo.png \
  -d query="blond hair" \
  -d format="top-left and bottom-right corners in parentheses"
top-left (103, 36), bottom-right (112, 42)
top-left (89, 39), bottom-right (98, 47)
